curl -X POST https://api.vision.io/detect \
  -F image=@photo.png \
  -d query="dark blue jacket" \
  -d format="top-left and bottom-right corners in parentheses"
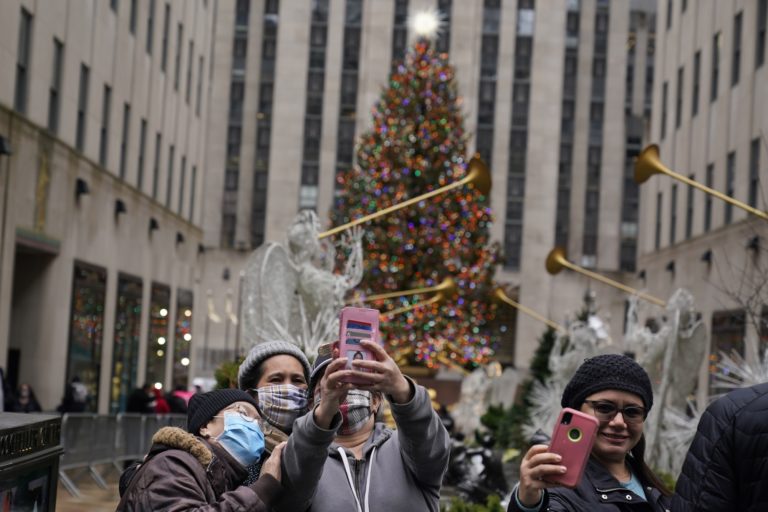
top-left (672, 382), bottom-right (768, 512)
top-left (507, 458), bottom-right (671, 512)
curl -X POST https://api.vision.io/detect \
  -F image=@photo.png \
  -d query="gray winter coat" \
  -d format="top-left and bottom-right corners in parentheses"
top-left (280, 378), bottom-right (451, 512)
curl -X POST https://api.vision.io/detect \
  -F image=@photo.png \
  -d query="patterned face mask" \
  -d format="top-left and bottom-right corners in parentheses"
top-left (338, 390), bottom-right (374, 436)
top-left (253, 384), bottom-right (309, 433)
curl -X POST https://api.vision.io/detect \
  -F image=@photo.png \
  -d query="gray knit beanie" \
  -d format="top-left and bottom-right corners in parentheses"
top-left (238, 340), bottom-right (311, 389)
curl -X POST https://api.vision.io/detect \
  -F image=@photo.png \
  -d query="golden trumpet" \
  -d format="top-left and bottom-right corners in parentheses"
top-left (381, 284), bottom-right (455, 318)
top-left (493, 288), bottom-right (565, 333)
top-left (318, 155), bottom-right (492, 239)
top-left (545, 247), bottom-right (666, 308)
top-left (635, 144), bottom-right (768, 221)
top-left (360, 277), bottom-right (457, 303)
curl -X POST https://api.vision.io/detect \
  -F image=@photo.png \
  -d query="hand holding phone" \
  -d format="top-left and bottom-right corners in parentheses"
top-left (544, 408), bottom-right (599, 488)
top-left (337, 307), bottom-right (381, 385)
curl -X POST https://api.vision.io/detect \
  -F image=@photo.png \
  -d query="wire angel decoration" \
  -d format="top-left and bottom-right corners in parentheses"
top-left (241, 210), bottom-right (364, 359)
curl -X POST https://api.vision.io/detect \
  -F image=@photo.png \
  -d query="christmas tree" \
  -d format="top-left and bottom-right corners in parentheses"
top-left (331, 33), bottom-right (500, 369)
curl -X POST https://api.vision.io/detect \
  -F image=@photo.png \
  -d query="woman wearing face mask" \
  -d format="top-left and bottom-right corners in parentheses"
top-left (117, 389), bottom-right (286, 511)
top-left (237, 340), bottom-right (312, 443)
top-left (280, 340), bottom-right (451, 512)
top-left (509, 354), bottom-right (672, 512)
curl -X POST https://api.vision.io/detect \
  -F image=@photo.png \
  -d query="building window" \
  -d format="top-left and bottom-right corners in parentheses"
top-left (178, 156), bottom-right (186, 215)
top-left (171, 290), bottom-right (194, 389)
top-left (14, 8), bottom-right (33, 114)
top-left (152, 133), bottom-right (162, 199)
top-left (189, 165), bottom-right (197, 221)
top-left (709, 310), bottom-right (745, 393)
top-left (145, 284), bottom-right (171, 388)
top-left (196, 56), bottom-right (204, 116)
top-left (675, 66), bottom-right (683, 128)
top-left (732, 12), bottom-right (742, 86)
top-left (685, 175), bottom-right (694, 239)
top-left (670, 184), bottom-right (677, 244)
top-left (76, 64), bottom-right (90, 152)
top-left (750, 138), bottom-right (760, 208)
top-left (436, 0), bottom-right (452, 53)
top-left (391, 0), bottom-right (409, 64)
top-left (147, 0), bottom-right (155, 53)
top-left (186, 41), bottom-right (194, 103)
top-left (725, 151), bottom-right (735, 223)
top-left (67, 263), bottom-right (107, 412)
top-left (161, 3), bottom-right (170, 72)
top-left (174, 23), bottom-right (183, 90)
top-left (692, 50), bottom-right (700, 116)
top-left (99, 85), bottom-right (111, 166)
top-left (758, 0), bottom-right (767, 68)
top-left (655, 192), bottom-right (662, 249)
top-left (711, 32), bottom-right (721, 101)
top-left (476, 0), bottom-right (501, 164)
top-left (48, 38), bottom-right (64, 134)
top-left (111, 0), bottom-right (119, 12)
top-left (166, 144), bottom-right (175, 207)
top-left (110, 274), bottom-right (142, 413)
top-left (119, 103), bottom-right (131, 179)
top-left (137, 119), bottom-right (147, 190)
top-left (661, 81), bottom-right (668, 139)
top-left (705, 163), bottom-right (713, 231)
top-left (130, 0), bottom-right (137, 34)
top-left (666, 0), bottom-right (673, 29)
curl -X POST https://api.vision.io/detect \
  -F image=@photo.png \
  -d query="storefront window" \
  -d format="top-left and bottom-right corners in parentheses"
top-left (145, 283), bottom-right (171, 389)
top-left (172, 289), bottom-right (193, 390)
top-left (111, 274), bottom-right (142, 412)
top-left (66, 263), bottom-right (107, 411)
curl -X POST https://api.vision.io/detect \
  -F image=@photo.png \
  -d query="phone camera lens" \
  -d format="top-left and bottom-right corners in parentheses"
top-left (568, 428), bottom-right (582, 442)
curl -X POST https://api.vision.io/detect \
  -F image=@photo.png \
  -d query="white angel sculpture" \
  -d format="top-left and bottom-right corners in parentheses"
top-left (241, 210), bottom-right (364, 358)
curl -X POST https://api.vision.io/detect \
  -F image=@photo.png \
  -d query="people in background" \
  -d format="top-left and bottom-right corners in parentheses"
top-left (58, 376), bottom-right (89, 413)
top-left (126, 383), bottom-right (156, 414)
top-left (118, 389), bottom-right (285, 511)
top-left (672, 381), bottom-right (768, 512)
top-left (10, 383), bottom-right (42, 413)
top-left (509, 354), bottom-right (671, 512)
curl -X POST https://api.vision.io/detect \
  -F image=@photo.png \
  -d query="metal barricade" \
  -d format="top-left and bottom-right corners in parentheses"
top-left (59, 413), bottom-right (187, 497)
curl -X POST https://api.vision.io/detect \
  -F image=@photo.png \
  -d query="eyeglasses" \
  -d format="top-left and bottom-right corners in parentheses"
top-left (213, 409), bottom-right (258, 423)
top-left (584, 400), bottom-right (647, 424)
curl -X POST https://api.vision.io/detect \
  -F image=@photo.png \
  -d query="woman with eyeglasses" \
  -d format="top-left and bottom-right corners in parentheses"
top-left (508, 354), bottom-right (672, 512)
top-left (117, 389), bottom-right (286, 511)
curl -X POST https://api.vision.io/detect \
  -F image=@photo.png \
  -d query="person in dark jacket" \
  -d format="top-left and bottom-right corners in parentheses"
top-left (509, 354), bottom-right (672, 512)
top-left (125, 383), bottom-right (156, 413)
top-left (671, 381), bottom-right (768, 512)
top-left (118, 388), bottom-right (285, 511)
top-left (279, 339), bottom-right (451, 512)
top-left (10, 383), bottom-right (42, 413)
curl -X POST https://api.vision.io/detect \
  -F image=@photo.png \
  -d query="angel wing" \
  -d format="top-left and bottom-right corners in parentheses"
top-left (241, 242), bottom-right (300, 348)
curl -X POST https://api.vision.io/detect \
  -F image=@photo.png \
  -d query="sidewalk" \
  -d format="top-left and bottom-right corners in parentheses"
top-left (56, 465), bottom-right (120, 512)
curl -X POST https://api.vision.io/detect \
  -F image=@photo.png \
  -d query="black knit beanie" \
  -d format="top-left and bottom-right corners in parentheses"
top-left (561, 354), bottom-right (654, 411)
top-left (187, 389), bottom-right (259, 435)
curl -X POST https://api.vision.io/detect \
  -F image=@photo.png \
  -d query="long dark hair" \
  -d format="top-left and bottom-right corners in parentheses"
top-left (628, 434), bottom-right (672, 497)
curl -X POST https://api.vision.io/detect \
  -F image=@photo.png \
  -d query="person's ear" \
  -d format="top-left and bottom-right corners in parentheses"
top-left (199, 421), bottom-right (213, 438)
top-left (371, 392), bottom-right (382, 414)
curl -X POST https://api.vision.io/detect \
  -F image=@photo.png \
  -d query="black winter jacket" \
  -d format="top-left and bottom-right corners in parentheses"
top-left (507, 458), bottom-right (671, 512)
top-left (671, 382), bottom-right (768, 512)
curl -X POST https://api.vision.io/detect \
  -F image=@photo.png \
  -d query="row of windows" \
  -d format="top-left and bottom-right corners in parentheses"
top-left (13, 6), bottom-right (204, 217)
top-left (661, 3), bottom-right (768, 140)
top-left (655, 141), bottom-right (763, 248)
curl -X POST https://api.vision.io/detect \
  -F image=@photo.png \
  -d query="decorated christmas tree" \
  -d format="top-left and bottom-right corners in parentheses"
top-left (331, 25), bottom-right (500, 369)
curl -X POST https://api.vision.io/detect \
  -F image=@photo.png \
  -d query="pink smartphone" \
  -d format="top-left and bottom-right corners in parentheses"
top-left (337, 307), bottom-right (381, 384)
top-left (545, 408), bottom-right (599, 488)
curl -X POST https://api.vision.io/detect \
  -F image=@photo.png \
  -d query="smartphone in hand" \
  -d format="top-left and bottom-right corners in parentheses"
top-left (337, 307), bottom-right (381, 384)
top-left (545, 408), bottom-right (599, 488)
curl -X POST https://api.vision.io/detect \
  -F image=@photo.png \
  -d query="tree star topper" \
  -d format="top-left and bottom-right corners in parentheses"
top-left (408, 8), bottom-right (443, 40)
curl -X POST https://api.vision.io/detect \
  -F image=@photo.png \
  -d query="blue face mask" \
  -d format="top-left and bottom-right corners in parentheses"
top-left (215, 412), bottom-right (266, 467)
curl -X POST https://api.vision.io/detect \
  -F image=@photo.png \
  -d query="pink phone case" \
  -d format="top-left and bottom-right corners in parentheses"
top-left (545, 408), bottom-right (599, 488)
top-left (338, 307), bottom-right (381, 384)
